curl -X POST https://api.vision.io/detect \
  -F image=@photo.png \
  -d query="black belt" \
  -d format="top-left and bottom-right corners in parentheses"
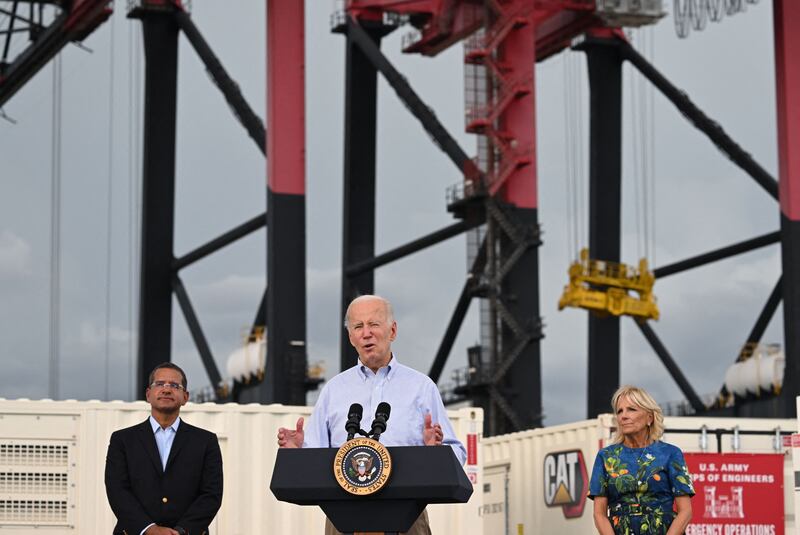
top-left (611, 503), bottom-right (674, 517)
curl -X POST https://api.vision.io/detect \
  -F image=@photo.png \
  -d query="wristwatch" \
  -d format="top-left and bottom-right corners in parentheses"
top-left (174, 527), bottom-right (186, 535)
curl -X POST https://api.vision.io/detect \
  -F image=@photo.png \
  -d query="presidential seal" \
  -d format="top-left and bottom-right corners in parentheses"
top-left (333, 437), bottom-right (392, 495)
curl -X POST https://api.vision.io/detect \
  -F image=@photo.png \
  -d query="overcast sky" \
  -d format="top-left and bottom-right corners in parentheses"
top-left (0, 1), bottom-right (782, 425)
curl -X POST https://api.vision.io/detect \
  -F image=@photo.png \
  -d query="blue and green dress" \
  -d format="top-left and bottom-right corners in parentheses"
top-left (588, 441), bottom-right (695, 534)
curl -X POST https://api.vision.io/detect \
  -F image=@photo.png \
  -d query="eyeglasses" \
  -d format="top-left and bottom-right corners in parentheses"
top-left (149, 381), bottom-right (186, 391)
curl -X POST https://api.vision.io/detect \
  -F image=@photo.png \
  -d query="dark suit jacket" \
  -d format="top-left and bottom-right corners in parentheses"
top-left (104, 418), bottom-right (223, 535)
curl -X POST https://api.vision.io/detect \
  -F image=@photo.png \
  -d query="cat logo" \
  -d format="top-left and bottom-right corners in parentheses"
top-left (543, 449), bottom-right (588, 518)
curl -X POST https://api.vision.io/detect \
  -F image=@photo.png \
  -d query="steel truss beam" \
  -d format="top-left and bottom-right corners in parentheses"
top-left (173, 8), bottom-right (266, 154)
top-left (431, 202), bottom-right (544, 433)
top-left (0, 0), bottom-right (110, 107)
top-left (653, 231), bottom-right (780, 278)
top-left (745, 276), bottom-right (784, 346)
top-left (634, 320), bottom-right (704, 413)
top-left (1, 1), bottom-right (20, 64)
top-left (172, 274), bottom-right (223, 392)
top-left (174, 212), bottom-right (266, 270)
top-left (346, 17), bottom-right (482, 182)
top-left (485, 200), bottom-right (544, 433)
top-left (620, 40), bottom-right (779, 200)
top-left (428, 236), bottom-right (487, 383)
top-left (345, 220), bottom-right (481, 277)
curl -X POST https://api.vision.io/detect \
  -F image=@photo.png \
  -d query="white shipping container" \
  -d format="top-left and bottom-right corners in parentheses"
top-left (0, 399), bottom-right (483, 534)
top-left (482, 414), bottom-right (795, 535)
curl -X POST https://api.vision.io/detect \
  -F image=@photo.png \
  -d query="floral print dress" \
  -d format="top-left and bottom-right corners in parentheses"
top-left (588, 441), bottom-right (695, 535)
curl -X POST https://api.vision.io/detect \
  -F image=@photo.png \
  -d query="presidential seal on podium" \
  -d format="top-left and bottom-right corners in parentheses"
top-left (333, 437), bottom-right (392, 495)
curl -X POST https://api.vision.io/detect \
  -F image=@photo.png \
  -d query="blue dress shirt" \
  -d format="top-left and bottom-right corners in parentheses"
top-left (303, 355), bottom-right (466, 464)
top-left (149, 415), bottom-right (181, 470)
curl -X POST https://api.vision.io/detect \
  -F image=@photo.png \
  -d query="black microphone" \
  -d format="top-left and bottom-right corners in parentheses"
top-left (369, 402), bottom-right (391, 442)
top-left (345, 403), bottom-right (363, 441)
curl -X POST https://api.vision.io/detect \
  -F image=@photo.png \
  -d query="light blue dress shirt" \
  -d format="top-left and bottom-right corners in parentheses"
top-left (149, 415), bottom-right (181, 471)
top-left (303, 355), bottom-right (466, 464)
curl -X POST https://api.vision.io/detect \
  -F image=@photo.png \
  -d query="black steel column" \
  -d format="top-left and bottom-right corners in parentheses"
top-left (339, 24), bottom-right (387, 370)
top-left (500, 206), bottom-right (543, 431)
top-left (774, 1), bottom-right (800, 418)
top-left (780, 215), bottom-right (800, 416)
top-left (579, 37), bottom-right (623, 417)
top-left (263, 194), bottom-right (306, 404)
top-left (136, 13), bottom-right (179, 396)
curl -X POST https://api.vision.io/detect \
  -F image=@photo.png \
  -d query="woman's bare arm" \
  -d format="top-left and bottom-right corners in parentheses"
top-left (666, 495), bottom-right (692, 535)
top-left (592, 496), bottom-right (617, 535)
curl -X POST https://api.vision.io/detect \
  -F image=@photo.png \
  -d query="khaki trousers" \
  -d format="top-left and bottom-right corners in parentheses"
top-left (324, 509), bottom-right (431, 535)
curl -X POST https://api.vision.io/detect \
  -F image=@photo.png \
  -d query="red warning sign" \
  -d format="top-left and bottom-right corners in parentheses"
top-left (467, 433), bottom-right (477, 465)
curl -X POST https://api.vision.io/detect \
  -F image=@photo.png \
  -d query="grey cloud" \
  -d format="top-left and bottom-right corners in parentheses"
top-left (0, 230), bottom-right (32, 279)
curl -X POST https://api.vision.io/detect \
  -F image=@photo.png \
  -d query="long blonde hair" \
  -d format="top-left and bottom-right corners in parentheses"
top-left (610, 385), bottom-right (664, 444)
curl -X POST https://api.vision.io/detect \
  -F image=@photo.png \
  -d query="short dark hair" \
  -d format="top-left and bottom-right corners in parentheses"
top-left (148, 362), bottom-right (188, 390)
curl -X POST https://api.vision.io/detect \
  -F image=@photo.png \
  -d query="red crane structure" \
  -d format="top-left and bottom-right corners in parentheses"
top-left (1, 0), bottom-right (798, 434)
top-left (0, 0), bottom-right (111, 105)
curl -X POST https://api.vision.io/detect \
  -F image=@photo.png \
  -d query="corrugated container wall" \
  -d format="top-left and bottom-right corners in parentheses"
top-left (482, 414), bottom-right (796, 535)
top-left (0, 400), bottom-right (483, 535)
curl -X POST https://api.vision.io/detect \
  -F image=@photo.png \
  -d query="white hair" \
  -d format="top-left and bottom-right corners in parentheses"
top-left (343, 294), bottom-right (394, 329)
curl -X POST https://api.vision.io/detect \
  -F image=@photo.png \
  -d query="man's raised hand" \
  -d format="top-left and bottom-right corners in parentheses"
top-left (422, 413), bottom-right (443, 446)
top-left (277, 417), bottom-right (304, 448)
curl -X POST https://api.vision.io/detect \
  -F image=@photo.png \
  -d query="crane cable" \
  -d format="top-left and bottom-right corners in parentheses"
top-left (127, 13), bottom-right (143, 400)
top-left (575, 51), bottom-right (587, 255)
top-left (562, 51), bottom-right (575, 264)
top-left (104, 3), bottom-right (116, 401)
top-left (49, 52), bottom-right (62, 400)
top-left (629, 35), bottom-right (644, 262)
top-left (627, 27), bottom-right (656, 266)
top-left (646, 26), bottom-right (657, 267)
top-left (562, 49), bottom-right (586, 263)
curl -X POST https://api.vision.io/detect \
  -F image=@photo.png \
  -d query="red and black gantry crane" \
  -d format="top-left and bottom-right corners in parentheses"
top-left (1, 0), bottom-right (798, 435)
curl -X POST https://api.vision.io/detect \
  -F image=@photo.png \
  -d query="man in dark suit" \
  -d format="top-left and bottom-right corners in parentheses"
top-left (105, 362), bottom-right (223, 535)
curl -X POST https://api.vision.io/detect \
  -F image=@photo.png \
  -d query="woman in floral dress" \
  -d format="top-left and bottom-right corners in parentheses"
top-left (588, 385), bottom-right (694, 535)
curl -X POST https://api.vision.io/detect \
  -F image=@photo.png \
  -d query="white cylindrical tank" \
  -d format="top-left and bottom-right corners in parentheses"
top-left (724, 344), bottom-right (784, 397)
top-left (226, 334), bottom-right (266, 382)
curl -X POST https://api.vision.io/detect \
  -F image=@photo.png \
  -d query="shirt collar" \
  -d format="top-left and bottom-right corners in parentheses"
top-left (357, 353), bottom-right (398, 381)
top-left (149, 415), bottom-right (181, 434)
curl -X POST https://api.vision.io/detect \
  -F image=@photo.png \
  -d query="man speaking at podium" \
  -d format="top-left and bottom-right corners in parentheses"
top-left (277, 294), bottom-right (466, 535)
